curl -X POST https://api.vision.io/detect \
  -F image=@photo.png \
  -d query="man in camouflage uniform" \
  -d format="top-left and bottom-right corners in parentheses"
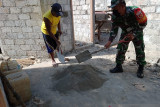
top-left (105, 0), bottom-right (147, 78)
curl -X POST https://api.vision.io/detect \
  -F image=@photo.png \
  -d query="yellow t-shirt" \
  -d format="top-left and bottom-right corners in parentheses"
top-left (41, 10), bottom-right (61, 35)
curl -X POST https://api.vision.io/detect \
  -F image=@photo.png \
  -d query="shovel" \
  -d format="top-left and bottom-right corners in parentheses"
top-left (75, 36), bottom-right (130, 63)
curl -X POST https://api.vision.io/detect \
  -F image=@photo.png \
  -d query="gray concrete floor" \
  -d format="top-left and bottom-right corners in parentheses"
top-left (22, 39), bottom-right (160, 107)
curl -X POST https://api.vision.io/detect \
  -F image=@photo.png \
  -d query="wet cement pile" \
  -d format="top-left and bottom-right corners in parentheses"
top-left (52, 65), bottom-right (107, 93)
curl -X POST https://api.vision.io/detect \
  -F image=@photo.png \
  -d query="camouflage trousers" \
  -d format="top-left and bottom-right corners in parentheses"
top-left (116, 31), bottom-right (146, 66)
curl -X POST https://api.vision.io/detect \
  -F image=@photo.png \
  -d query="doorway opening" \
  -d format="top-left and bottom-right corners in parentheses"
top-left (94, 0), bottom-right (112, 45)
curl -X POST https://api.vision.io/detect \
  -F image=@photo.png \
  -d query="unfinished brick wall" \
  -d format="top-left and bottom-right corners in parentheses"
top-left (72, 0), bottom-right (92, 43)
top-left (0, 0), bottom-right (45, 58)
top-left (0, 0), bottom-right (74, 58)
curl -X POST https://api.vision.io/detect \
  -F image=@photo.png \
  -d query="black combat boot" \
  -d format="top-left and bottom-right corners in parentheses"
top-left (110, 64), bottom-right (123, 73)
top-left (137, 65), bottom-right (144, 78)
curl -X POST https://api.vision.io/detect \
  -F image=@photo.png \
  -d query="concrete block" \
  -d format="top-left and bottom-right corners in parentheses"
top-left (26, 0), bottom-right (39, 6)
top-left (20, 45), bottom-right (31, 51)
top-left (86, 0), bottom-right (90, 4)
top-left (7, 14), bottom-right (18, 20)
top-left (16, 50), bottom-right (27, 56)
top-left (30, 45), bottom-right (41, 51)
top-left (73, 6), bottom-right (76, 11)
top-left (9, 45), bottom-right (20, 50)
top-left (32, 6), bottom-right (41, 13)
top-left (81, 10), bottom-right (87, 14)
top-left (15, 20), bottom-right (26, 27)
top-left (62, 41), bottom-right (72, 51)
top-left (5, 72), bottom-right (31, 106)
top-left (137, 0), bottom-right (149, 6)
top-left (22, 27), bottom-right (33, 33)
top-left (5, 33), bottom-right (17, 39)
top-left (22, 7), bottom-right (32, 13)
top-left (4, 39), bottom-right (14, 45)
top-left (12, 27), bottom-right (22, 33)
top-left (150, 0), bottom-right (160, 5)
top-left (74, 1), bottom-right (80, 6)
top-left (0, 60), bottom-right (22, 75)
top-left (77, 6), bottom-right (82, 10)
top-left (142, 6), bottom-right (155, 13)
top-left (147, 13), bottom-right (160, 20)
top-left (5, 21), bottom-right (15, 27)
top-left (63, 5), bottom-right (71, 11)
top-left (26, 20), bottom-right (38, 26)
top-left (10, 7), bottom-right (21, 14)
top-left (33, 26), bottom-right (41, 32)
top-left (80, 0), bottom-right (85, 5)
top-left (15, 39), bottom-right (25, 45)
top-left (156, 6), bottom-right (160, 13)
top-left (19, 14), bottom-right (30, 20)
top-left (0, 7), bottom-right (9, 13)
top-left (1, 27), bottom-right (12, 33)
top-left (25, 39), bottom-right (35, 45)
top-left (0, 21), bottom-right (4, 26)
top-left (30, 13), bottom-right (41, 19)
top-left (26, 51), bottom-right (37, 56)
top-left (6, 50), bottom-right (17, 56)
top-left (3, 0), bottom-right (15, 6)
top-left (82, 5), bottom-right (89, 10)
top-left (17, 33), bottom-right (24, 39)
top-left (35, 39), bottom-right (45, 45)
top-left (58, 0), bottom-right (69, 5)
top-left (0, 14), bottom-right (7, 20)
top-left (15, 0), bottom-right (26, 7)
top-left (36, 51), bottom-right (48, 58)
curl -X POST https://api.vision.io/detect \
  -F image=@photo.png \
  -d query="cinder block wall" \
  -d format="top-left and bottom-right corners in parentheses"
top-left (0, 0), bottom-right (74, 58)
top-left (72, 0), bottom-right (92, 43)
top-left (96, 0), bottom-right (160, 63)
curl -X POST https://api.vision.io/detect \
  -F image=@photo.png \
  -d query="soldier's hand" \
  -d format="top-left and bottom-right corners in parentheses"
top-left (126, 33), bottom-right (134, 41)
top-left (104, 41), bottom-right (112, 49)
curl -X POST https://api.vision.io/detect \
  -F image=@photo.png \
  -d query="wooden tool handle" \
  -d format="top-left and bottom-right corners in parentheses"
top-left (91, 42), bottom-right (119, 54)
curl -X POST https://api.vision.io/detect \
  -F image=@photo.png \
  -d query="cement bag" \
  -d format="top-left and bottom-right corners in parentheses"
top-left (0, 60), bottom-right (22, 75)
top-left (5, 71), bottom-right (31, 106)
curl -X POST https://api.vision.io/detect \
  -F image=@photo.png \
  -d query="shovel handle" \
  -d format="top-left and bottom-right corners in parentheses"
top-left (91, 42), bottom-right (119, 54)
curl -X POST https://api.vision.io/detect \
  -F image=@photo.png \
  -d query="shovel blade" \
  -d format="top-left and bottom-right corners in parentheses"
top-left (75, 50), bottom-right (92, 63)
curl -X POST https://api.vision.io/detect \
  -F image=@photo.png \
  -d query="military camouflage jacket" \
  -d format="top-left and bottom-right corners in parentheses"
top-left (109, 6), bottom-right (147, 42)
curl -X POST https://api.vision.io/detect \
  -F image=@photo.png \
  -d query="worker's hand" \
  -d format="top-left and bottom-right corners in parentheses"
top-left (104, 41), bottom-right (112, 49)
top-left (126, 33), bottom-right (134, 41)
top-left (58, 30), bottom-right (62, 35)
top-left (56, 40), bottom-right (61, 49)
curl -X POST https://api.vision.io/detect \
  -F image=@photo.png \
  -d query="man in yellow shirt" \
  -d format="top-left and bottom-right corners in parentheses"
top-left (41, 3), bottom-right (65, 67)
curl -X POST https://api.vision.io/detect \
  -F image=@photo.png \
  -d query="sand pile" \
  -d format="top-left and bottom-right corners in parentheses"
top-left (52, 65), bottom-right (107, 93)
